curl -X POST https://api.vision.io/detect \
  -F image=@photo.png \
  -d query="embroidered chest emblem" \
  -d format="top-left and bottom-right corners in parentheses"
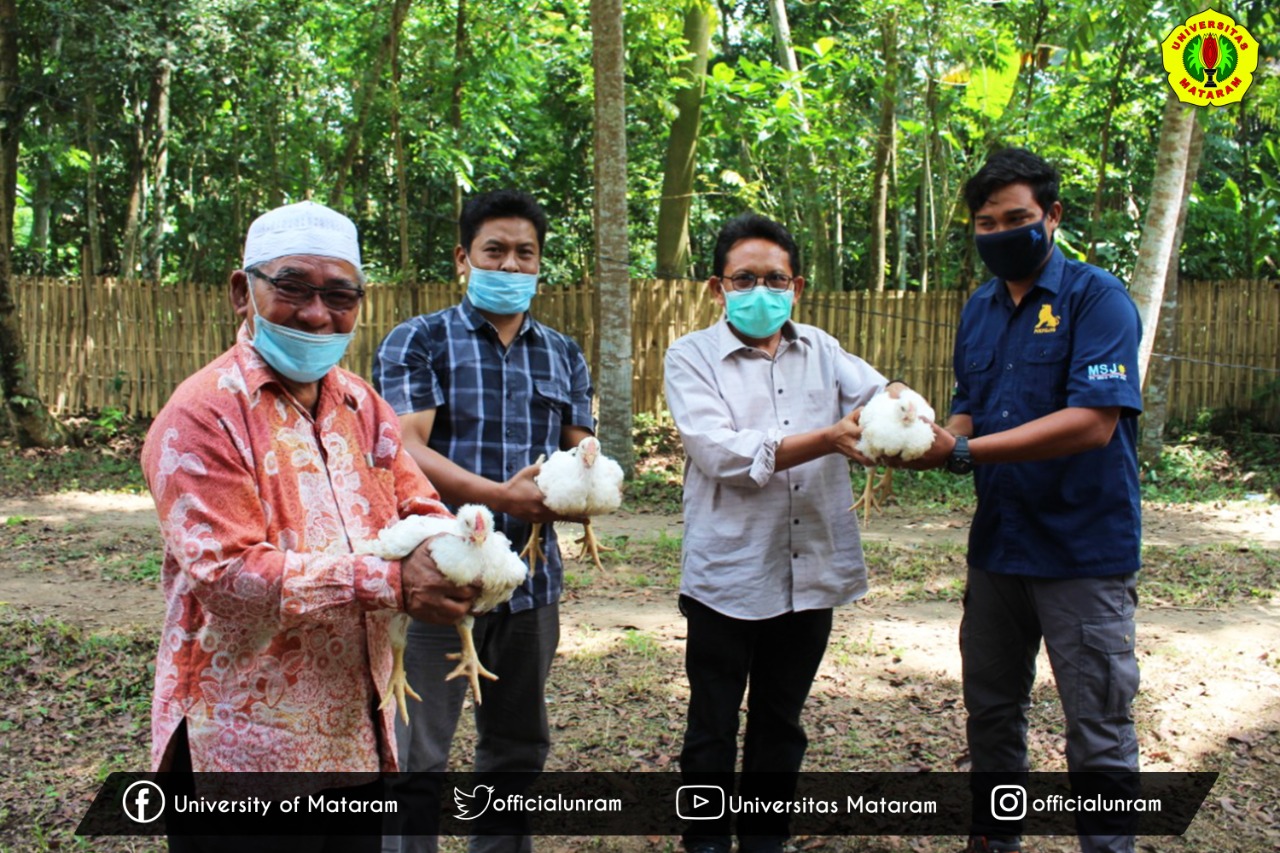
top-left (1034, 304), bottom-right (1061, 333)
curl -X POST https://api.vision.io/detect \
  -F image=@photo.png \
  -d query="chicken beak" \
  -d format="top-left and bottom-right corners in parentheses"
top-left (471, 514), bottom-right (488, 546)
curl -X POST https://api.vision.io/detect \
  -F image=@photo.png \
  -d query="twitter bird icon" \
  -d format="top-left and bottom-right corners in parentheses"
top-left (454, 785), bottom-right (496, 820)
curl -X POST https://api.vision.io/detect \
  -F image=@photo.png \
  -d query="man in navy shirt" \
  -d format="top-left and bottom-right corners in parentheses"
top-left (375, 190), bottom-right (595, 853)
top-left (913, 149), bottom-right (1143, 853)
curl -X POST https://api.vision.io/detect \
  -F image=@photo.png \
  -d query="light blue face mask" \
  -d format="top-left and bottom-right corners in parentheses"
top-left (723, 287), bottom-right (794, 339)
top-left (465, 257), bottom-right (539, 315)
top-left (249, 285), bottom-right (354, 384)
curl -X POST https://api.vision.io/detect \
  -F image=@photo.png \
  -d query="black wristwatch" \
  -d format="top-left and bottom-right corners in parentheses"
top-left (947, 435), bottom-right (974, 475)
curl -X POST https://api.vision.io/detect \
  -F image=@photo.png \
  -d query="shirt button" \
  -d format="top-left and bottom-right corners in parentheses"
top-left (793, 518), bottom-right (800, 525)
top-left (784, 420), bottom-right (790, 425)
top-left (1002, 410), bottom-right (1009, 418)
top-left (793, 484), bottom-right (800, 491)
top-left (1006, 363), bottom-right (1013, 370)
top-left (793, 553), bottom-right (799, 559)
top-left (778, 388), bottom-right (784, 395)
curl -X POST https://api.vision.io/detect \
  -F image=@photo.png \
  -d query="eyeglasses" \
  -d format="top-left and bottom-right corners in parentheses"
top-left (725, 272), bottom-right (794, 293)
top-left (247, 269), bottom-right (365, 312)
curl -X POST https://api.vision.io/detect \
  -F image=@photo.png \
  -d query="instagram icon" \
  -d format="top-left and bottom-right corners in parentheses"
top-left (991, 785), bottom-right (1027, 821)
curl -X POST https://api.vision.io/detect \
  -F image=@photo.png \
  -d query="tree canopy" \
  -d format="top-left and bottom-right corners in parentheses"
top-left (10, 0), bottom-right (1279, 289)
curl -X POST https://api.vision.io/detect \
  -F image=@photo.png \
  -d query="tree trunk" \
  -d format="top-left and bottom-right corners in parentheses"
top-left (143, 54), bottom-right (172, 281)
top-left (120, 87), bottom-right (145, 277)
top-left (868, 12), bottom-right (897, 291)
top-left (655, 0), bottom-right (714, 279)
top-left (591, 0), bottom-right (633, 475)
top-left (449, 0), bottom-right (467, 249)
top-left (1132, 91), bottom-right (1196, 382)
top-left (766, 0), bottom-right (832, 288)
top-left (83, 89), bottom-right (102, 276)
top-left (1086, 34), bottom-right (1134, 264)
top-left (390, 8), bottom-right (411, 277)
top-left (329, 0), bottom-right (413, 209)
top-left (0, 0), bottom-right (64, 446)
top-left (1139, 117), bottom-right (1204, 466)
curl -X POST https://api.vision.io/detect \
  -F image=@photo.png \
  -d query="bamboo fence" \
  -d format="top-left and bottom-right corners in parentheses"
top-left (14, 275), bottom-right (1280, 428)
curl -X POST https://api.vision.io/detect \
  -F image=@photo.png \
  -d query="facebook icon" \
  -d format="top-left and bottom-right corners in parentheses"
top-left (122, 779), bottom-right (166, 823)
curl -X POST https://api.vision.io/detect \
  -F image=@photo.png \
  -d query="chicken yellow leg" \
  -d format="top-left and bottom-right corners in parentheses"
top-left (849, 466), bottom-right (894, 527)
top-left (574, 519), bottom-right (615, 572)
top-left (380, 614), bottom-right (423, 725)
top-left (445, 615), bottom-right (498, 704)
top-left (518, 522), bottom-right (545, 576)
top-left (516, 454), bottom-right (549, 575)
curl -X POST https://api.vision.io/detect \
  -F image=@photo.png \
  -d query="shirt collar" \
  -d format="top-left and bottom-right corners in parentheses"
top-left (714, 316), bottom-right (807, 361)
top-left (459, 296), bottom-right (540, 341)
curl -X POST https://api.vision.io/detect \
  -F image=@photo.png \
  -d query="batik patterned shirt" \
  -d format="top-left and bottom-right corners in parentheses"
top-left (142, 324), bottom-right (449, 772)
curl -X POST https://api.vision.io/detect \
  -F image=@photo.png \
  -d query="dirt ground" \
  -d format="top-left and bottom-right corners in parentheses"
top-left (1, 491), bottom-right (1277, 631)
top-left (2, 493), bottom-right (1279, 851)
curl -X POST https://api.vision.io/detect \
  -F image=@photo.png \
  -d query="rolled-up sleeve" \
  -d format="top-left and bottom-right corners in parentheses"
top-left (664, 341), bottom-right (779, 488)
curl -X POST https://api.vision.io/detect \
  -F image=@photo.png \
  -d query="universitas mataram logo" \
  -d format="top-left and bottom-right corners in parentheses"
top-left (1162, 8), bottom-right (1259, 107)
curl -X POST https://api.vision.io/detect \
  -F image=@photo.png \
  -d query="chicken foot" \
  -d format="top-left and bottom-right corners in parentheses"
top-left (380, 639), bottom-right (423, 725)
top-left (574, 519), bottom-right (615, 572)
top-left (445, 616), bottom-right (498, 705)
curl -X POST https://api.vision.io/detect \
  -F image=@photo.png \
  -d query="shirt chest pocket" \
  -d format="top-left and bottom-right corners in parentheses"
top-left (962, 347), bottom-right (998, 404)
top-left (1022, 339), bottom-right (1070, 413)
top-left (531, 378), bottom-right (570, 420)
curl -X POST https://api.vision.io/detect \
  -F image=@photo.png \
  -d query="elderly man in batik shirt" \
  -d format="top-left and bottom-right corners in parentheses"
top-left (142, 202), bottom-right (475, 798)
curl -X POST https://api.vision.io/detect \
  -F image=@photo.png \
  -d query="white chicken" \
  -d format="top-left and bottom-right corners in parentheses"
top-left (851, 387), bottom-right (937, 526)
top-left (518, 435), bottom-right (624, 573)
top-left (356, 505), bottom-right (529, 719)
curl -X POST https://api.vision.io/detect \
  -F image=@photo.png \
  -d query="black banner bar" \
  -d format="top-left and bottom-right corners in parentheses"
top-left (76, 771), bottom-right (1218, 838)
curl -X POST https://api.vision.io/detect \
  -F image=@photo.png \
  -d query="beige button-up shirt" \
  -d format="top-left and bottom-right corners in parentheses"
top-left (664, 318), bottom-right (886, 620)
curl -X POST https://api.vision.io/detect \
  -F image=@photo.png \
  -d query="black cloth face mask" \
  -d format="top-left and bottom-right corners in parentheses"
top-left (975, 218), bottom-right (1053, 282)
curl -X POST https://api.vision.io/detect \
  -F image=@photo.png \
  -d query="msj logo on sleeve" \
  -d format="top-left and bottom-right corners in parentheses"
top-left (1087, 363), bottom-right (1129, 382)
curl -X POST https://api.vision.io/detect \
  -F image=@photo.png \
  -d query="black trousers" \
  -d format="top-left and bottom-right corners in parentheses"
top-left (678, 595), bottom-right (833, 852)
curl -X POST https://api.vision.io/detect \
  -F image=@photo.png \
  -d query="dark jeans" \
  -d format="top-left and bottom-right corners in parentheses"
top-left (679, 595), bottom-right (833, 853)
top-left (382, 603), bottom-right (560, 853)
top-left (962, 568), bottom-right (1140, 853)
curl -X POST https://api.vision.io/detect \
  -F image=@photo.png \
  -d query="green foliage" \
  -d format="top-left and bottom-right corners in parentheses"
top-left (0, 432), bottom-right (147, 498)
top-left (1143, 413), bottom-right (1280, 501)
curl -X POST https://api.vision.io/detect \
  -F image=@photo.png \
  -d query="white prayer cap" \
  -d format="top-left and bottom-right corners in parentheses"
top-left (242, 201), bottom-right (362, 272)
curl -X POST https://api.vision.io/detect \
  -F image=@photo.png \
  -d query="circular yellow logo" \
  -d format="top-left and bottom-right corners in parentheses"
top-left (1161, 8), bottom-right (1259, 107)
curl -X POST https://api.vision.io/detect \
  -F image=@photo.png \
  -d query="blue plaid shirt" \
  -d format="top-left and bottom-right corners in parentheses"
top-left (373, 298), bottom-right (595, 611)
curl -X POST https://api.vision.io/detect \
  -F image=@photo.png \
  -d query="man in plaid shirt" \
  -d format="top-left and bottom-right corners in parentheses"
top-left (374, 189), bottom-right (595, 853)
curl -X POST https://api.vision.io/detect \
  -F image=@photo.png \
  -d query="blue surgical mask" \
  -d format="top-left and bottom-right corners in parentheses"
top-left (975, 218), bottom-right (1054, 282)
top-left (465, 257), bottom-right (539, 315)
top-left (723, 287), bottom-right (794, 339)
top-left (249, 286), bottom-right (354, 383)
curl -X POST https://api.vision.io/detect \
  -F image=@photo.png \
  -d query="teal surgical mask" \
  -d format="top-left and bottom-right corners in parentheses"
top-left (723, 287), bottom-right (794, 339)
top-left (249, 286), bottom-right (354, 383)
top-left (465, 257), bottom-right (539, 315)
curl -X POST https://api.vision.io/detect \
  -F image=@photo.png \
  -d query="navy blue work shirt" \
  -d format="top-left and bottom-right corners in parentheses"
top-left (373, 297), bottom-right (596, 611)
top-left (952, 246), bottom-right (1143, 578)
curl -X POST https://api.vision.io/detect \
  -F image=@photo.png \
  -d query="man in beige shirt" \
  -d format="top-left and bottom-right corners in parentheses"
top-left (664, 213), bottom-right (908, 853)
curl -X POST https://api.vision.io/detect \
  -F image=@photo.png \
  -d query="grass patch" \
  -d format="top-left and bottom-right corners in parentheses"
top-left (864, 540), bottom-right (968, 602)
top-left (1139, 543), bottom-right (1280, 607)
top-left (1143, 417), bottom-right (1279, 502)
top-left (98, 550), bottom-right (164, 583)
top-left (0, 430), bottom-right (147, 499)
top-left (0, 607), bottom-right (156, 851)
